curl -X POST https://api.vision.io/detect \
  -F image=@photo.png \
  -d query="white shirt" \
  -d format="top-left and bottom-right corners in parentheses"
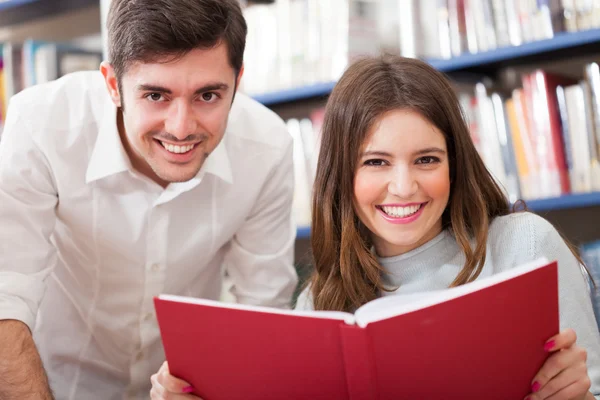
top-left (0, 71), bottom-right (298, 400)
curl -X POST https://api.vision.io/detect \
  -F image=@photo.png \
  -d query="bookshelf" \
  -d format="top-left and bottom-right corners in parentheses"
top-left (252, 29), bottom-right (600, 106)
top-left (526, 192), bottom-right (600, 212)
top-left (0, 0), bottom-right (98, 27)
top-left (253, 81), bottom-right (336, 106)
top-left (0, 0), bottom-right (39, 12)
top-left (0, 1), bottom-right (101, 44)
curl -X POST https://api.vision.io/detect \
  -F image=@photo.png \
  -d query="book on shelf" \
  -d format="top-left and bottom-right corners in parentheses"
top-left (241, 0), bottom-right (600, 97)
top-left (456, 61), bottom-right (600, 202)
top-left (154, 257), bottom-right (558, 400)
top-left (0, 39), bottom-right (102, 135)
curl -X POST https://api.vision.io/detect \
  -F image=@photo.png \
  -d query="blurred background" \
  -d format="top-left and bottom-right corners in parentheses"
top-left (0, 0), bottom-right (599, 314)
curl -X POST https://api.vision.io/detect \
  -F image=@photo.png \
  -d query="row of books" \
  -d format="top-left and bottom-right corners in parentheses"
top-left (0, 39), bottom-right (102, 135)
top-left (240, 0), bottom-right (600, 97)
top-left (461, 62), bottom-right (600, 202)
top-left (395, 0), bottom-right (600, 59)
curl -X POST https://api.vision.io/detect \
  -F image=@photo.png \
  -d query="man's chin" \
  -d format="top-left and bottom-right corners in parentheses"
top-left (158, 172), bottom-right (201, 183)
top-left (152, 165), bottom-right (203, 184)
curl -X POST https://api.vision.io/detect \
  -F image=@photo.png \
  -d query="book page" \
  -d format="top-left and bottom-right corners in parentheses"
top-left (158, 294), bottom-right (356, 324)
top-left (354, 257), bottom-right (550, 328)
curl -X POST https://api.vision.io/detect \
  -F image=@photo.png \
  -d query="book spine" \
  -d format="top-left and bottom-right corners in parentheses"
top-left (339, 324), bottom-right (378, 400)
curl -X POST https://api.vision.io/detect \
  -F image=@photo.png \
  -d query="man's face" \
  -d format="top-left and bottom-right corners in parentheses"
top-left (102, 42), bottom-right (242, 186)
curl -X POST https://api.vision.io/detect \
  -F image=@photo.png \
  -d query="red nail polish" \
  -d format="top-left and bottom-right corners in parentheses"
top-left (544, 340), bottom-right (555, 352)
top-left (182, 386), bottom-right (194, 393)
top-left (532, 381), bottom-right (541, 392)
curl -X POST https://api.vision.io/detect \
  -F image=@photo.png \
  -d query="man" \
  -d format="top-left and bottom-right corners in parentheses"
top-left (0, 0), bottom-right (298, 399)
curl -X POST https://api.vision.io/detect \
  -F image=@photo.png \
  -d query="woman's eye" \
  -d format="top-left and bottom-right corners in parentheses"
top-left (364, 159), bottom-right (386, 167)
top-left (416, 156), bottom-right (440, 165)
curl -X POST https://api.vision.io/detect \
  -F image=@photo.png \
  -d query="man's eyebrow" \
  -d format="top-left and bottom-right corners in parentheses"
top-left (136, 84), bottom-right (171, 93)
top-left (135, 83), bottom-right (230, 94)
top-left (193, 83), bottom-right (229, 94)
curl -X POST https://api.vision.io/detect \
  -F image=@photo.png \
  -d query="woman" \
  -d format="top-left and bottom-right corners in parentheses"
top-left (151, 56), bottom-right (600, 399)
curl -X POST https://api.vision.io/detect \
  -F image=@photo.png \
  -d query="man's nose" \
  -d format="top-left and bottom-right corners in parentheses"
top-left (164, 101), bottom-right (198, 140)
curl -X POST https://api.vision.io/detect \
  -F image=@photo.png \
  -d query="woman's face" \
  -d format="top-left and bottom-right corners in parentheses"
top-left (353, 109), bottom-right (451, 257)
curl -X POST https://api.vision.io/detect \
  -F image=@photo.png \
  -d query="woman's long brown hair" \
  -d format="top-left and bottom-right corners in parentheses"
top-left (309, 55), bottom-right (591, 312)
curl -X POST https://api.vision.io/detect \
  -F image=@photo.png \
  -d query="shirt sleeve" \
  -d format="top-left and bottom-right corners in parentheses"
top-left (0, 99), bottom-right (59, 331)
top-left (530, 215), bottom-right (600, 397)
top-left (223, 133), bottom-right (298, 308)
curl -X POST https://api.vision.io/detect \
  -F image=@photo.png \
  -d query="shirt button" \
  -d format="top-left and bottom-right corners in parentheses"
top-left (144, 312), bottom-right (153, 322)
top-left (150, 263), bottom-right (160, 272)
top-left (135, 351), bottom-right (144, 362)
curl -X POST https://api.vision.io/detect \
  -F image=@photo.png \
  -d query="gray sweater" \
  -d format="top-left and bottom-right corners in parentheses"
top-left (296, 212), bottom-right (600, 396)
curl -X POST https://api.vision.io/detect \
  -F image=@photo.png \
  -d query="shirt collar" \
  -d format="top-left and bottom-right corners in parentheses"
top-left (200, 137), bottom-right (233, 184)
top-left (86, 101), bottom-right (233, 186)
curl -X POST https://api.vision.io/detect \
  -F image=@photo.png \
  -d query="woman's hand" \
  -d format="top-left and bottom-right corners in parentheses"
top-left (150, 361), bottom-right (203, 400)
top-left (525, 329), bottom-right (593, 400)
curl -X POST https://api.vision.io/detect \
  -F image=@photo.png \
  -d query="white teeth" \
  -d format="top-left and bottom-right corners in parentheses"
top-left (160, 142), bottom-right (195, 154)
top-left (381, 204), bottom-right (422, 218)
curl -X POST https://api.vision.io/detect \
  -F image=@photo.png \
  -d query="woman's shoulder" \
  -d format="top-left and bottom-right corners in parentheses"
top-left (490, 211), bottom-right (558, 242)
top-left (487, 211), bottom-right (566, 261)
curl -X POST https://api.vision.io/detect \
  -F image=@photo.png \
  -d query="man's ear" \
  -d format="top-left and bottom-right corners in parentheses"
top-left (235, 63), bottom-right (244, 90)
top-left (100, 61), bottom-right (122, 108)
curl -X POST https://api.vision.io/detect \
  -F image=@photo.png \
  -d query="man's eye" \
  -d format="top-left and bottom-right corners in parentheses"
top-left (147, 93), bottom-right (163, 102)
top-left (202, 92), bottom-right (217, 102)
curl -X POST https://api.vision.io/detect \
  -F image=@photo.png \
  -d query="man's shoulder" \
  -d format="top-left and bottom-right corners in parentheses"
top-left (12, 71), bottom-right (105, 106)
top-left (8, 71), bottom-right (110, 147)
top-left (10, 71), bottom-right (107, 126)
top-left (227, 92), bottom-right (291, 151)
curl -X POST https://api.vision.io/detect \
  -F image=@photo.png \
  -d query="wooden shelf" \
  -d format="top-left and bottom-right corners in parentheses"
top-left (0, 3), bottom-right (101, 43)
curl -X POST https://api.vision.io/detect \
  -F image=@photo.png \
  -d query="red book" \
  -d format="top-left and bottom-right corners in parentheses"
top-left (523, 70), bottom-right (577, 195)
top-left (154, 258), bottom-right (558, 400)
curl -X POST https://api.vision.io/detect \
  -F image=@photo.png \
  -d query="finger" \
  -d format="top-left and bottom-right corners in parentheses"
top-left (531, 346), bottom-right (587, 392)
top-left (151, 373), bottom-right (203, 400)
top-left (527, 359), bottom-right (588, 399)
top-left (150, 373), bottom-right (167, 398)
top-left (545, 375), bottom-right (591, 400)
top-left (543, 329), bottom-right (577, 353)
top-left (157, 364), bottom-right (195, 394)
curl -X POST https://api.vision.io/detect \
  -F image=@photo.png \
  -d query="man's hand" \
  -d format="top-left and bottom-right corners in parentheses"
top-left (150, 361), bottom-right (203, 400)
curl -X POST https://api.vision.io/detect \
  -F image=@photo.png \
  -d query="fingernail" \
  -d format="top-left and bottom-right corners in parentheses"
top-left (532, 381), bottom-right (541, 392)
top-left (544, 340), bottom-right (555, 352)
top-left (182, 386), bottom-right (194, 393)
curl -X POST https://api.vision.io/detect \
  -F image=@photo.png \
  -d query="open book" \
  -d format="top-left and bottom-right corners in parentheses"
top-left (154, 258), bottom-right (558, 400)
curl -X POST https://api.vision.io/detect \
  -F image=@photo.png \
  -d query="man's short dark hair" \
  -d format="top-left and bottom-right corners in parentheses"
top-left (107, 0), bottom-right (247, 80)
